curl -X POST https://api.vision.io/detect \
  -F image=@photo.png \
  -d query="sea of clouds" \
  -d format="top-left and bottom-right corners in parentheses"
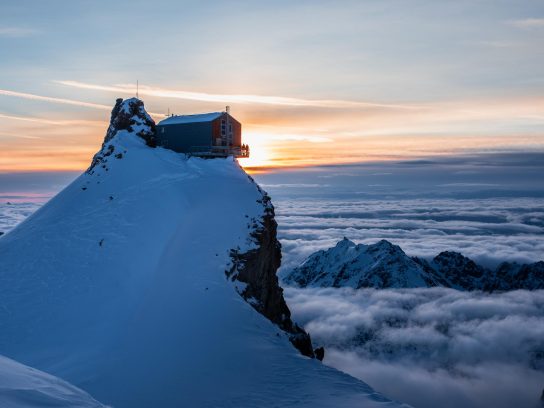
top-left (0, 202), bottom-right (42, 235)
top-left (285, 286), bottom-right (544, 408)
top-left (257, 154), bottom-right (544, 272)
top-left (255, 154), bottom-right (544, 408)
top-left (273, 196), bottom-right (544, 272)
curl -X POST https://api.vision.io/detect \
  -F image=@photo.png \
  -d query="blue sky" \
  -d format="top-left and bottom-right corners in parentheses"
top-left (1, 0), bottom-right (543, 171)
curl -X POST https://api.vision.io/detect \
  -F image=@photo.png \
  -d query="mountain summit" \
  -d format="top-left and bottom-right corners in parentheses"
top-left (284, 238), bottom-right (439, 288)
top-left (284, 238), bottom-right (544, 291)
top-left (0, 99), bottom-right (405, 407)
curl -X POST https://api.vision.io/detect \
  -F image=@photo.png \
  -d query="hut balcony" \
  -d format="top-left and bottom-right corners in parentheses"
top-left (188, 145), bottom-right (250, 158)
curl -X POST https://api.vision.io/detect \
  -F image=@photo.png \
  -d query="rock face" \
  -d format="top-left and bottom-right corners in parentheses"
top-left (88, 98), bottom-right (156, 173)
top-left (227, 179), bottom-right (315, 358)
top-left (285, 238), bottom-right (544, 291)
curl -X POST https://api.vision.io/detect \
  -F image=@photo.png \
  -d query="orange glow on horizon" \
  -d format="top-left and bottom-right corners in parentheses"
top-left (1, 92), bottom-right (543, 173)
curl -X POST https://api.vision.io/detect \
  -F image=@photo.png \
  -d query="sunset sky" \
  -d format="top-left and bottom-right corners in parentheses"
top-left (1, 0), bottom-right (543, 173)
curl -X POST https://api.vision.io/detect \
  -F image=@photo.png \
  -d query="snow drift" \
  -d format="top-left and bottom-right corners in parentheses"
top-left (0, 354), bottom-right (107, 408)
top-left (0, 98), bottom-right (405, 407)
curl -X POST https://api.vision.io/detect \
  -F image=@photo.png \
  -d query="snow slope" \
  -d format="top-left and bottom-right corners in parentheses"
top-left (0, 355), bottom-right (107, 408)
top-left (0, 98), bottom-right (405, 408)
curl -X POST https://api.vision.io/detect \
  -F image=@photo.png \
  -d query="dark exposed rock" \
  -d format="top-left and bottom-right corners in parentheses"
top-left (105, 98), bottom-right (156, 146)
top-left (314, 346), bottom-right (325, 361)
top-left (431, 251), bottom-right (488, 289)
top-left (88, 98), bottom-right (156, 173)
top-left (227, 180), bottom-right (315, 358)
top-left (488, 261), bottom-right (544, 291)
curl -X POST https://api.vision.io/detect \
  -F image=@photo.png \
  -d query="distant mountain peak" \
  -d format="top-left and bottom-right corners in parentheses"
top-left (284, 238), bottom-right (544, 291)
top-left (285, 238), bottom-right (433, 289)
top-left (338, 236), bottom-right (355, 246)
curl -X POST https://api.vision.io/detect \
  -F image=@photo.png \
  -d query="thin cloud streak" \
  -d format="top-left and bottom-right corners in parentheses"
top-left (510, 18), bottom-right (544, 28)
top-left (0, 27), bottom-right (38, 37)
top-left (271, 135), bottom-right (333, 143)
top-left (55, 80), bottom-right (419, 110)
top-left (0, 112), bottom-right (102, 127)
top-left (0, 113), bottom-right (68, 126)
top-left (0, 89), bottom-right (111, 110)
top-left (0, 89), bottom-right (164, 117)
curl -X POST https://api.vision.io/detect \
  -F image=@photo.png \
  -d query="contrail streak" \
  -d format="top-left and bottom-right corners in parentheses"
top-left (0, 112), bottom-right (109, 128)
top-left (0, 89), bottom-right (165, 117)
top-left (55, 80), bottom-right (419, 110)
top-left (0, 112), bottom-right (76, 126)
top-left (0, 89), bottom-right (111, 110)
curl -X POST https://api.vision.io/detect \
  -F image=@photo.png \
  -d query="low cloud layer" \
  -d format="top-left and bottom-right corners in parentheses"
top-left (253, 153), bottom-right (544, 273)
top-left (285, 287), bottom-right (544, 408)
top-left (0, 202), bottom-right (41, 234)
top-left (274, 196), bottom-right (544, 272)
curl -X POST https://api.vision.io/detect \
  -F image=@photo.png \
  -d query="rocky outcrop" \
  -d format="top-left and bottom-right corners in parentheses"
top-left (314, 346), bottom-right (325, 362)
top-left (285, 238), bottom-right (544, 292)
top-left (430, 251), bottom-right (487, 290)
top-left (489, 261), bottom-right (544, 291)
top-left (227, 179), bottom-right (315, 358)
top-left (88, 98), bottom-right (156, 173)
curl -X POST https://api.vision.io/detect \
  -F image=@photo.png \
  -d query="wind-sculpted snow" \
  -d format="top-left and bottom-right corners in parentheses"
top-left (285, 287), bottom-right (544, 408)
top-left (0, 354), bottom-right (107, 408)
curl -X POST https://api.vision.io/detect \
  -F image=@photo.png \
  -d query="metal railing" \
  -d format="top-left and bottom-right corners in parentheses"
top-left (188, 145), bottom-right (249, 158)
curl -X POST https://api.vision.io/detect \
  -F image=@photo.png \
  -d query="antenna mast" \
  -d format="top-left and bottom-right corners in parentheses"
top-left (136, 80), bottom-right (139, 99)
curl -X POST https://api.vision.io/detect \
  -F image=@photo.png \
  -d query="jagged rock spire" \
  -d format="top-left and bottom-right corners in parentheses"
top-left (105, 98), bottom-right (156, 146)
top-left (88, 98), bottom-right (157, 173)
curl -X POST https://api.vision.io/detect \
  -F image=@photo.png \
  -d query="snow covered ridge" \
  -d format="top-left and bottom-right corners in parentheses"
top-left (0, 354), bottom-right (108, 408)
top-left (0, 98), bottom-right (407, 407)
top-left (284, 237), bottom-right (544, 290)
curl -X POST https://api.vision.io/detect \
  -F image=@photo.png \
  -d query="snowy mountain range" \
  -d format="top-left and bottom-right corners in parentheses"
top-left (0, 98), bottom-right (407, 407)
top-left (284, 238), bottom-right (544, 291)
